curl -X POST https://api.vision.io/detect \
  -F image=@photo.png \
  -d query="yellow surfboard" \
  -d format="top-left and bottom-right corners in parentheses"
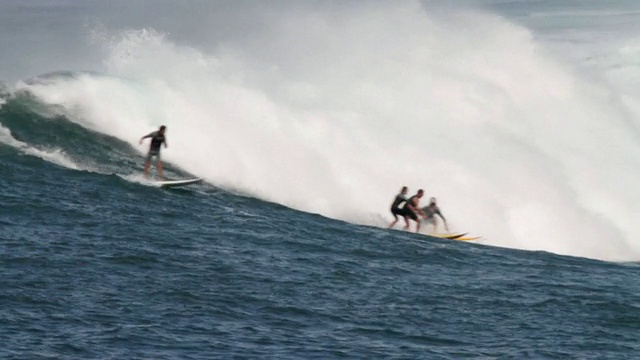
top-left (429, 233), bottom-right (482, 241)
top-left (453, 236), bottom-right (482, 241)
top-left (429, 232), bottom-right (467, 240)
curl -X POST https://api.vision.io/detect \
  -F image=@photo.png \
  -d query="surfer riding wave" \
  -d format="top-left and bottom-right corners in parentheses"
top-left (139, 125), bottom-right (167, 180)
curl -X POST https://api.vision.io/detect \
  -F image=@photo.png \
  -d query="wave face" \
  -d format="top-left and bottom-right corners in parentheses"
top-left (4, 1), bottom-right (640, 261)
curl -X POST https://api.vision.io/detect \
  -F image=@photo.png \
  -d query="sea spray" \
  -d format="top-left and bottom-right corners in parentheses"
top-left (15, 1), bottom-right (640, 261)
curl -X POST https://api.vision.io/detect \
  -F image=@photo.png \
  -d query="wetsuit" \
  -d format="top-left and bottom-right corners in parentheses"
top-left (390, 194), bottom-right (407, 219)
top-left (402, 195), bottom-right (419, 221)
top-left (144, 131), bottom-right (165, 160)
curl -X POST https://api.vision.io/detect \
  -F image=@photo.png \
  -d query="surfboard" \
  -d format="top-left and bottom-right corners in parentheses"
top-left (157, 178), bottom-right (202, 188)
top-left (430, 232), bottom-right (468, 240)
top-left (453, 236), bottom-right (482, 241)
top-left (429, 233), bottom-right (481, 241)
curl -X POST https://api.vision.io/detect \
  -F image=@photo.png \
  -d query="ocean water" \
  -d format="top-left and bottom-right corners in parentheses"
top-left (2, 1), bottom-right (640, 358)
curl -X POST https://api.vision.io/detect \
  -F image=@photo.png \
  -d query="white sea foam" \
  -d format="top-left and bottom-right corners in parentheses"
top-left (117, 173), bottom-right (160, 187)
top-left (16, 1), bottom-right (640, 261)
top-left (0, 124), bottom-right (81, 170)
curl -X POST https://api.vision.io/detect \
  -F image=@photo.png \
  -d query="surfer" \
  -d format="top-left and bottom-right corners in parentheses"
top-left (421, 197), bottom-right (449, 233)
top-left (139, 125), bottom-right (168, 180)
top-left (389, 186), bottom-right (409, 229)
top-left (402, 189), bottom-right (426, 233)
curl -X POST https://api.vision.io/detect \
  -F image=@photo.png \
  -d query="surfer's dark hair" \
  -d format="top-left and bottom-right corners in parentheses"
top-left (160, 125), bottom-right (166, 130)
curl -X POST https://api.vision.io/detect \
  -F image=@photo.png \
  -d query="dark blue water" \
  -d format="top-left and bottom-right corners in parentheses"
top-left (2, 94), bottom-right (640, 359)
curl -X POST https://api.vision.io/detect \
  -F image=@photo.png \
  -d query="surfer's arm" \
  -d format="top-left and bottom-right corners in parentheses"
top-left (435, 210), bottom-right (449, 231)
top-left (410, 201), bottom-right (425, 217)
top-left (139, 132), bottom-right (154, 144)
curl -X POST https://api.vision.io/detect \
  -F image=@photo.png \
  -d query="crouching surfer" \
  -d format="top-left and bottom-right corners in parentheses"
top-left (421, 197), bottom-right (449, 233)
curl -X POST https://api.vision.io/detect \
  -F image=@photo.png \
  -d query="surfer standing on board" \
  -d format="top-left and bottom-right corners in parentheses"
top-left (421, 197), bottom-right (449, 233)
top-left (139, 125), bottom-right (167, 180)
top-left (389, 186), bottom-right (409, 229)
top-left (402, 189), bottom-right (426, 233)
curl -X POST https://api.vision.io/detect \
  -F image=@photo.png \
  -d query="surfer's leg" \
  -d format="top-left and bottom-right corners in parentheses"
top-left (405, 210), bottom-right (418, 231)
top-left (389, 210), bottom-right (399, 228)
top-left (144, 151), bottom-right (154, 178)
top-left (157, 160), bottom-right (163, 180)
top-left (144, 160), bottom-right (151, 178)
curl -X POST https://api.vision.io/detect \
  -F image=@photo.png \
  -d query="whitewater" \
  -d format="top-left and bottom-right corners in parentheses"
top-left (4, 0), bottom-right (640, 261)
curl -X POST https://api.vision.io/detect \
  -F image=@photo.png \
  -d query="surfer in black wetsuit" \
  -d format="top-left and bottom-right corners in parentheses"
top-left (389, 186), bottom-right (409, 229)
top-left (139, 125), bottom-right (168, 180)
top-left (421, 197), bottom-right (449, 233)
top-left (402, 189), bottom-right (426, 233)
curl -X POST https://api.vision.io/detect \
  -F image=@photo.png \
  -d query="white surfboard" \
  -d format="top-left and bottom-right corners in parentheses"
top-left (157, 178), bottom-right (202, 188)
